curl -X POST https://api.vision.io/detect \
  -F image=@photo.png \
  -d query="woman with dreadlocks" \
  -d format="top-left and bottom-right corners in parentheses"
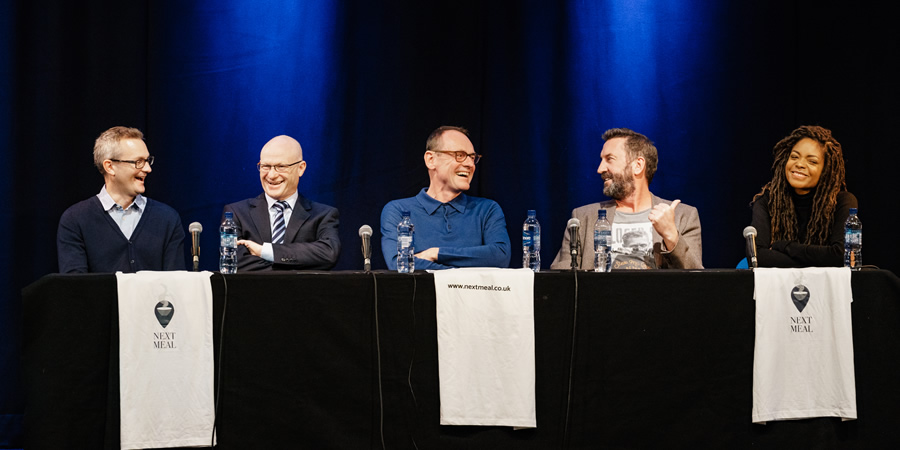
top-left (750, 125), bottom-right (858, 267)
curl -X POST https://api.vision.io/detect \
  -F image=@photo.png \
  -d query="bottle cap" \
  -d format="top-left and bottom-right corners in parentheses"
top-left (598, 209), bottom-right (607, 219)
top-left (225, 211), bottom-right (233, 219)
top-left (527, 209), bottom-right (536, 216)
top-left (401, 211), bottom-right (411, 217)
top-left (849, 208), bottom-right (858, 215)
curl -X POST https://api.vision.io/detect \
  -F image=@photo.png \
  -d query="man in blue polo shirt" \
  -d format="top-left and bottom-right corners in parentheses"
top-left (380, 126), bottom-right (511, 270)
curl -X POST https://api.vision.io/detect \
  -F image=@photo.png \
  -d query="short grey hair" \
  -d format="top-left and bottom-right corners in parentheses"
top-left (93, 126), bottom-right (144, 173)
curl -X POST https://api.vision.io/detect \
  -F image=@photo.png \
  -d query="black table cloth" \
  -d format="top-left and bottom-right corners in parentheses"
top-left (22, 269), bottom-right (900, 449)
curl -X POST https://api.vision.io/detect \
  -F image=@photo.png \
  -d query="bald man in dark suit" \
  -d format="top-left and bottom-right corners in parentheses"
top-left (223, 135), bottom-right (340, 271)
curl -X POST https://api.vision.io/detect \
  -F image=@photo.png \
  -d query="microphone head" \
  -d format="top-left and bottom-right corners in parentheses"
top-left (359, 224), bottom-right (373, 237)
top-left (743, 226), bottom-right (757, 238)
top-left (189, 222), bottom-right (203, 233)
top-left (567, 218), bottom-right (581, 229)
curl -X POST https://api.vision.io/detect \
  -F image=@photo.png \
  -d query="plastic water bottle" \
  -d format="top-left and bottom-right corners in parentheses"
top-left (844, 207), bottom-right (862, 270)
top-left (594, 209), bottom-right (611, 272)
top-left (397, 211), bottom-right (415, 273)
top-left (219, 211), bottom-right (238, 274)
top-left (522, 210), bottom-right (541, 272)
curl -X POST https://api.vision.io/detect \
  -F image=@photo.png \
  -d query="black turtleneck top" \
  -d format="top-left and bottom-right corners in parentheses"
top-left (750, 188), bottom-right (858, 267)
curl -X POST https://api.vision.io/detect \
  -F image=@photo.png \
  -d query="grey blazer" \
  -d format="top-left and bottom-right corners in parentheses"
top-left (550, 194), bottom-right (703, 270)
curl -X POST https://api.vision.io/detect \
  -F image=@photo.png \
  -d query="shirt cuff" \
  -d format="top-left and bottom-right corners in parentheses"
top-left (261, 242), bottom-right (274, 262)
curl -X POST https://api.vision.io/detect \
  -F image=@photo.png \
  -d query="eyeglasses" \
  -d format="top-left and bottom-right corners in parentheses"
top-left (257, 160), bottom-right (303, 173)
top-left (110, 156), bottom-right (154, 169)
top-left (431, 150), bottom-right (482, 164)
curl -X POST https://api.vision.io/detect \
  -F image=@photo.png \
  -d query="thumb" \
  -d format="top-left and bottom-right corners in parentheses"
top-left (669, 199), bottom-right (681, 209)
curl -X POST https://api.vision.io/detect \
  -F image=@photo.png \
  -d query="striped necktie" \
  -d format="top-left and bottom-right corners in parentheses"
top-left (272, 201), bottom-right (289, 244)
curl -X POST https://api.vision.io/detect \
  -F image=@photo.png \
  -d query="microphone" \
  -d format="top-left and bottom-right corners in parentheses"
top-left (189, 222), bottom-right (203, 272)
top-left (743, 226), bottom-right (758, 269)
top-left (567, 218), bottom-right (581, 270)
top-left (359, 225), bottom-right (373, 272)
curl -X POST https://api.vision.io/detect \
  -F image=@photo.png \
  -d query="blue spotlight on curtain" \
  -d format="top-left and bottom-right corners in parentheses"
top-left (147, 1), bottom-right (342, 271)
top-left (566, 1), bottom-right (721, 206)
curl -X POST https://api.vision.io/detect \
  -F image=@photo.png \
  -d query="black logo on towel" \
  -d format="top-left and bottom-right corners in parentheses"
top-left (155, 300), bottom-right (175, 328)
top-left (791, 285), bottom-right (810, 313)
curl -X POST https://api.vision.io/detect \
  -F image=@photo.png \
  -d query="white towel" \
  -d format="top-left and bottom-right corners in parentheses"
top-left (752, 267), bottom-right (856, 424)
top-left (432, 268), bottom-right (536, 427)
top-left (116, 271), bottom-right (216, 449)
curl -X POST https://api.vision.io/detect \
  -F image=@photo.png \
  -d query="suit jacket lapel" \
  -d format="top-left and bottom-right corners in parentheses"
top-left (649, 194), bottom-right (663, 245)
top-left (649, 194), bottom-right (667, 267)
top-left (250, 194), bottom-right (273, 242)
top-left (606, 202), bottom-right (617, 226)
top-left (284, 193), bottom-right (311, 243)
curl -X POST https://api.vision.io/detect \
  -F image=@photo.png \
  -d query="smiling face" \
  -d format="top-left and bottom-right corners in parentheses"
top-left (105, 138), bottom-right (151, 205)
top-left (597, 137), bottom-right (635, 200)
top-left (426, 130), bottom-right (476, 198)
top-left (784, 137), bottom-right (824, 195)
top-left (259, 135), bottom-right (306, 201)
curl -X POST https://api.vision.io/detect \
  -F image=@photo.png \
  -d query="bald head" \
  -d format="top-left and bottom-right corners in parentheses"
top-left (259, 135), bottom-right (306, 201)
top-left (261, 135), bottom-right (303, 161)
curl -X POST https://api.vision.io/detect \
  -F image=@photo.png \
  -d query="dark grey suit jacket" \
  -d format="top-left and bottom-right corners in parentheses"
top-left (223, 193), bottom-right (340, 271)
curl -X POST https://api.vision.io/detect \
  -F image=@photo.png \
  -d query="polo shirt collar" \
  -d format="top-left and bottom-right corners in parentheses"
top-left (415, 188), bottom-right (468, 215)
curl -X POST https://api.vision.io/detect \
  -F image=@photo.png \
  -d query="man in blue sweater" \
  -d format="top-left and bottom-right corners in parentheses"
top-left (380, 126), bottom-right (511, 270)
top-left (57, 126), bottom-right (185, 273)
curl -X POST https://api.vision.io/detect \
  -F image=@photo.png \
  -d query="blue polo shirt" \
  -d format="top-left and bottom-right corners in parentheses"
top-left (380, 188), bottom-right (511, 270)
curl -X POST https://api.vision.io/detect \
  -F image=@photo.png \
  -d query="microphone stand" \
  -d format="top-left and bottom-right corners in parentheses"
top-left (569, 230), bottom-right (580, 271)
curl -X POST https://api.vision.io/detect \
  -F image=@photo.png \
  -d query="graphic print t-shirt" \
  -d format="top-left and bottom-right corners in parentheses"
top-left (610, 209), bottom-right (657, 270)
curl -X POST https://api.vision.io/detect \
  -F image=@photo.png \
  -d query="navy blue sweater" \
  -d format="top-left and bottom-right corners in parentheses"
top-left (57, 196), bottom-right (186, 273)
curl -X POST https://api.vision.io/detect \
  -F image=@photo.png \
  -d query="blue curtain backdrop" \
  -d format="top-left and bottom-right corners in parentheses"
top-left (2, 0), bottom-right (898, 446)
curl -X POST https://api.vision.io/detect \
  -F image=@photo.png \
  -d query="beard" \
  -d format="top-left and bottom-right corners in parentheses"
top-left (601, 169), bottom-right (635, 200)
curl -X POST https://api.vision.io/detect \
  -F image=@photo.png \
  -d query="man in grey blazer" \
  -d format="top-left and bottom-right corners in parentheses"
top-left (550, 128), bottom-right (702, 270)
top-left (223, 135), bottom-right (340, 271)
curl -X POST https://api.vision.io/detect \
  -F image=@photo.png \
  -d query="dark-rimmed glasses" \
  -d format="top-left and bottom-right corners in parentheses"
top-left (430, 150), bottom-right (482, 164)
top-left (110, 156), bottom-right (154, 169)
top-left (257, 160), bottom-right (304, 173)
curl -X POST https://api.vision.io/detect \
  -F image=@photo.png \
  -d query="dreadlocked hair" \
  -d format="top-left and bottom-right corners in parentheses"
top-left (751, 125), bottom-right (847, 245)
